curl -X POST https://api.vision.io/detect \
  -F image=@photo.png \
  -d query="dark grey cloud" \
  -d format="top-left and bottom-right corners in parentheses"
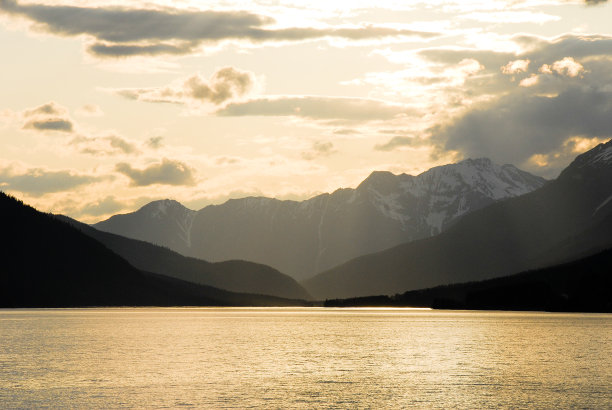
top-left (431, 86), bottom-right (612, 174)
top-left (88, 41), bottom-right (199, 58)
top-left (408, 34), bottom-right (612, 175)
top-left (0, 0), bottom-right (436, 57)
top-left (0, 0), bottom-right (269, 42)
top-left (115, 158), bottom-right (196, 186)
top-left (23, 118), bottom-right (73, 132)
top-left (301, 141), bottom-right (336, 160)
top-left (0, 167), bottom-right (103, 196)
top-left (117, 67), bottom-right (254, 106)
top-left (217, 96), bottom-right (413, 122)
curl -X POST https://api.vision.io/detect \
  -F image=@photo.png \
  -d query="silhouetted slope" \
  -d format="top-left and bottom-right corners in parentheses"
top-left (0, 193), bottom-right (307, 307)
top-left (305, 140), bottom-right (612, 299)
top-left (325, 248), bottom-right (612, 312)
top-left (62, 216), bottom-right (311, 300)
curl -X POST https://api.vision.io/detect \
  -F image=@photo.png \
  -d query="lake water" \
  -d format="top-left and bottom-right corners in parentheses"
top-left (1, 308), bottom-right (611, 408)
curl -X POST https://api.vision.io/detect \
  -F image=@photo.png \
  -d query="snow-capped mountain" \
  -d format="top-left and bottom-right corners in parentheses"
top-left (94, 159), bottom-right (546, 280)
top-left (355, 158), bottom-right (546, 236)
top-left (304, 140), bottom-right (612, 299)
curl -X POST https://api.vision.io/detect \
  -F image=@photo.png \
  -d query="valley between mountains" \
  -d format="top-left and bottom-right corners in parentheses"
top-left (2, 141), bottom-right (612, 310)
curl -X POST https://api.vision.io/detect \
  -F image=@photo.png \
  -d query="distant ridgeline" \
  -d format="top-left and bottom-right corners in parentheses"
top-left (94, 158), bottom-right (546, 281)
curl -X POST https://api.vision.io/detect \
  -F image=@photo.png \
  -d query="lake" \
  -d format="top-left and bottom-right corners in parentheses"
top-left (1, 308), bottom-right (611, 408)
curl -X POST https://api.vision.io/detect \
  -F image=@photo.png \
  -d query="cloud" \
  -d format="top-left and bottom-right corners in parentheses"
top-left (525, 137), bottom-right (609, 175)
top-left (420, 35), bottom-right (612, 163)
top-left (107, 135), bottom-right (138, 154)
top-left (76, 104), bottom-right (104, 117)
top-left (70, 134), bottom-right (139, 156)
top-left (431, 87), bottom-right (612, 175)
top-left (519, 74), bottom-right (540, 87)
top-left (417, 35), bottom-right (612, 78)
top-left (116, 67), bottom-right (254, 106)
top-left (0, 165), bottom-right (104, 196)
top-left (87, 41), bottom-right (199, 58)
top-left (539, 57), bottom-right (584, 77)
top-left (21, 101), bottom-right (74, 133)
top-left (459, 11), bottom-right (560, 24)
top-left (333, 128), bottom-right (360, 135)
top-left (0, 0), bottom-right (436, 57)
top-left (301, 141), bottom-right (336, 160)
top-left (23, 101), bottom-right (65, 117)
top-left (146, 136), bottom-right (163, 149)
top-left (501, 59), bottom-right (530, 75)
top-left (115, 158), bottom-right (196, 186)
top-left (357, 34), bottom-right (612, 170)
top-left (23, 118), bottom-right (73, 132)
top-left (78, 196), bottom-right (125, 217)
top-left (217, 96), bottom-right (413, 122)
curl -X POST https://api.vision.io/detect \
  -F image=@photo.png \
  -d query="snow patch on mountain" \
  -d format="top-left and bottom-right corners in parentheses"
top-left (593, 194), bottom-right (612, 216)
top-left (591, 144), bottom-right (612, 165)
top-left (358, 158), bottom-right (546, 235)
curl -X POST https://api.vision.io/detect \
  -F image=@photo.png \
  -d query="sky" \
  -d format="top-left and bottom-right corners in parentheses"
top-left (1, 0), bottom-right (611, 222)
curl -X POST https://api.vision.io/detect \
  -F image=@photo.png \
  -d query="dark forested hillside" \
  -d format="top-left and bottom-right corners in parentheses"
top-left (325, 247), bottom-right (612, 313)
top-left (0, 193), bottom-right (307, 307)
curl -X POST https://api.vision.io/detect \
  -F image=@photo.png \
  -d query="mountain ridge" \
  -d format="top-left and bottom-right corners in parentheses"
top-left (94, 158), bottom-right (546, 280)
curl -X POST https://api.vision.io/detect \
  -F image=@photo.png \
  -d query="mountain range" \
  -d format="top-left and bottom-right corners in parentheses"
top-left (94, 158), bottom-right (546, 280)
top-left (3, 141), bottom-right (611, 309)
top-left (304, 140), bottom-right (612, 299)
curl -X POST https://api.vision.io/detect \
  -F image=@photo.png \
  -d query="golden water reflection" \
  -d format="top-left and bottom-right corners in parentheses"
top-left (1, 308), bottom-right (610, 408)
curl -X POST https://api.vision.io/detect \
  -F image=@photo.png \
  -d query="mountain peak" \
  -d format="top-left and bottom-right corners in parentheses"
top-left (558, 139), bottom-right (612, 181)
top-left (139, 199), bottom-right (191, 218)
top-left (356, 170), bottom-right (412, 196)
top-left (412, 157), bottom-right (546, 202)
top-left (572, 139), bottom-right (612, 167)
